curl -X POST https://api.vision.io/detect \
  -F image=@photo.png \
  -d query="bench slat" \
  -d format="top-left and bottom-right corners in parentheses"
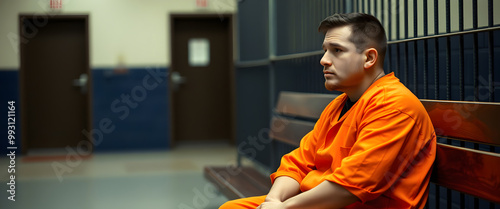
top-left (270, 116), bottom-right (315, 147)
top-left (275, 91), bottom-right (337, 119)
top-left (421, 99), bottom-right (500, 145)
top-left (431, 143), bottom-right (500, 203)
top-left (204, 166), bottom-right (270, 200)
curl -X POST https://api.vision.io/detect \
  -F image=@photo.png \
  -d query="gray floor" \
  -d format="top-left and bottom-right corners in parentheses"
top-left (0, 143), bottom-right (234, 209)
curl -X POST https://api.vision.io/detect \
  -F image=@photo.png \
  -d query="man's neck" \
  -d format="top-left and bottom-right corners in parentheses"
top-left (345, 69), bottom-right (385, 102)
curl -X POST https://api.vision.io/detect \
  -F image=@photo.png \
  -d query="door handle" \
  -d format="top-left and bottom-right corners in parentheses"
top-left (72, 73), bottom-right (88, 94)
top-left (171, 71), bottom-right (186, 91)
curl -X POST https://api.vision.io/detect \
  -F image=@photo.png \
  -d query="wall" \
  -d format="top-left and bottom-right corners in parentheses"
top-left (0, 0), bottom-right (237, 153)
top-left (0, 0), bottom-right (237, 68)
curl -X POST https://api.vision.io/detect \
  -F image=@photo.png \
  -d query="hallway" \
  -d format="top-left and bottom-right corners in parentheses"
top-left (0, 143), bottom-right (234, 209)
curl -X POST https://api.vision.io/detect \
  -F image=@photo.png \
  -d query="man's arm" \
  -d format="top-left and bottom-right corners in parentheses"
top-left (264, 176), bottom-right (301, 203)
top-left (258, 180), bottom-right (359, 209)
top-left (282, 180), bottom-right (359, 209)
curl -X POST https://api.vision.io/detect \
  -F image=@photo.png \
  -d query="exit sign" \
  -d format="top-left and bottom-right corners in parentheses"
top-left (196, 0), bottom-right (208, 8)
top-left (50, 0), bottom-right (62, 9)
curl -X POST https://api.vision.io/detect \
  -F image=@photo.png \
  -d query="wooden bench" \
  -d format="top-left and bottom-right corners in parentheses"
top-left (204, 91), bottom-right (500, 206)
top-left (203, 91), bottom-right (335, 200)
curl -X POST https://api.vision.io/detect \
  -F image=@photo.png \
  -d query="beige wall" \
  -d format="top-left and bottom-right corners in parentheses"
top-left (0, 0), bottom-right (237, 69)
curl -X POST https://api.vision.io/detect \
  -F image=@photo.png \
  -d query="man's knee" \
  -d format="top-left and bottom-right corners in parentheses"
top-left (219, 195), bottom-right (266, 209)
top-left (219, 199), bottom-right (241, 209)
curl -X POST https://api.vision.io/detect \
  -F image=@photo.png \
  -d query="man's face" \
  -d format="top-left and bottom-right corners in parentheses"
top-left (320, 25), bottom-right (365, 92)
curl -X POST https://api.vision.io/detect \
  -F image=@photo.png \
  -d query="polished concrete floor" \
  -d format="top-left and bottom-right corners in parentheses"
top-left (0, 143), bottom-right (235, 209)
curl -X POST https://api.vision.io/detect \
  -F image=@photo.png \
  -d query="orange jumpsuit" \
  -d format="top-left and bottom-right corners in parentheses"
top-left (220, 73), bottom-right (436, 209)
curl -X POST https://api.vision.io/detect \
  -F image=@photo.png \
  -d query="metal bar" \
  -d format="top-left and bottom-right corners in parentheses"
top-left (342, 0), bottom-right (346, 13)
top-left (387, 26), bottom-right (500, 44)
top-left (489, 0), bottom-right (493, 27)
top-left (446, 37), bottom-right (451, 100)
top-left (434, 0), bottom-right (440, 99)
top-left (414, 0), bottom-right (417, 37)
top-left (413, 0), bottom-right (418, 94)
top-left (473, 0), bottom-right (478, 101)
top-left (397, 0), bottom-right (400, 40)
top-left (301, 1), bottom-right (306, 53)
top-left (436, 185), bottom-right (441, 209)
top-left (380, 0), bottom-right (384, 33)
top-left (385, 0), bottom-right (391, 75)
top-left (424, 0), bottom-right (428, 36)
top-left (489, 31), bottom-right (494, 102)
top-left (404, 0), bottom-right (408, 38)
top-left (271, 50), bottom-right (324, 62)
top-left (447, 189), bottom-right (451, 209)
top-left (388, 0), bottom-right (392, 41)
top-left (269, 0), bottom-right (277, 57)
top-left (387, 41), bottom-right (392, 74)
top-left (459, 0), bottom-right (464, 101)
top-left (473, 0), bottom-right (478, 29)
top-left (396, 43), bottom-right (400, 78)
top-left (402, 0), bottom-right (408, 86)
top-left (367, 0), bottom-right (371, 14)
top-left (434, 38), bottom-right (439, 99)
top-left (423, 0), bottom-right (428, 98)
top-left (488, 0), bottom-right (494, 102)
top-left (434, 0), bottom-right (439, 35)
top-left (446, 0), bottom-right (450, 33)
top-left (413, 42), bottom-right (418, 95)
top-left (235, 59), bottom-right (271, 68)
top-left (460, 193), bottom-right (465, 209)
top-left (361, 0), bottom-right (364, 13)
top-left (424, 39), bottom-right (428, 98)
top-left (445, 0), bottom-right (451, 101)
top-left (404, 42), bottom-right (408, 86)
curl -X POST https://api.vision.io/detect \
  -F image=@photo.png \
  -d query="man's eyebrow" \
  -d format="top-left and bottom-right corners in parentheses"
top-left (322, 42), bottom-right (345, 49)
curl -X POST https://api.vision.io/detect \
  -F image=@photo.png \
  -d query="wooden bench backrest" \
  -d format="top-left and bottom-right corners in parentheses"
top-left (269, 91), bottom-right (500, 204)
top-left (421, 99), bottom-right (500, 203)
top-left (270, 91), bottom-right (337, 146)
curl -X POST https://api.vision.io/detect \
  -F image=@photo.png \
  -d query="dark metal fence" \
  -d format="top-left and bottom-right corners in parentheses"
top-left (236, 1), bottom-right (500, 208)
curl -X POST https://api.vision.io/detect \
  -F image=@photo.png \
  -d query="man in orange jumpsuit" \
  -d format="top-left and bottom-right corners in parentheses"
top-left (220, 13), bottom-right (436, 209)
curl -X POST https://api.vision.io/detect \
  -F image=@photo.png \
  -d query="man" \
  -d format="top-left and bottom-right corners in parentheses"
top-left (220, 13), bottom-right (436, 209)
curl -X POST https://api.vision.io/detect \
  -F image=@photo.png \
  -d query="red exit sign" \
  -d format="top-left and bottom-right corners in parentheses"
top-left (196, 0), bottom-right (208, 8)
top-left (50, 0), bottom-right (62, 9)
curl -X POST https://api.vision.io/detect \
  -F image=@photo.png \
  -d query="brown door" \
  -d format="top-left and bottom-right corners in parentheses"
top-left (170, 15), bottom-right (234, 145)
top-left (20, 15), bottom-right (91, 153)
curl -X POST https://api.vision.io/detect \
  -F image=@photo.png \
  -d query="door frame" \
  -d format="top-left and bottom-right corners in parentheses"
top-left (19, 14), bottom-right (92, 154)
top-left (169, 13), bottom-right (235, 146)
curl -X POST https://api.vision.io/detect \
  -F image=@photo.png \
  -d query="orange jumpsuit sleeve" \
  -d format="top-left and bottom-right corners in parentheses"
top-left (270, 126), bottom-right (320, 184)
top-left (325, 108), bottom-right (430, 203)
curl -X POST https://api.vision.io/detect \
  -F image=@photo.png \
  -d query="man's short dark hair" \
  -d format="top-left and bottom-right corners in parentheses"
top-left (318, 13), bottom-right (387, 63)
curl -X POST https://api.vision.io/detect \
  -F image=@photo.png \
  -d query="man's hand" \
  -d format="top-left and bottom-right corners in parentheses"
top-left (256, 197), bottom-right (286, 209)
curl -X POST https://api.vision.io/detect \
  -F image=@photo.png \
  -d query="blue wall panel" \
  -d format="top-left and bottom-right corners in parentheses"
top-left (0, 70), bottom-right (20, 156)
top-left (0, 67), bottom-right (170, 155)
top-left (92, 68), bottom-right (170, 152)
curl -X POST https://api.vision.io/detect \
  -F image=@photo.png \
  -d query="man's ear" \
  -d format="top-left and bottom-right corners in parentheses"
top-left (363, 48), bottom-right (378, 69)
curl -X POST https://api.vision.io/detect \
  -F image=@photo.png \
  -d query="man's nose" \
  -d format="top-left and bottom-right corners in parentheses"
top-left (320, 53), bottom-right (332, 67)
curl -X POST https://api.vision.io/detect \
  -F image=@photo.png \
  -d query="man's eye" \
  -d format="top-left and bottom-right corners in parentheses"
top-left (335, 48), bottom-right (342, 52)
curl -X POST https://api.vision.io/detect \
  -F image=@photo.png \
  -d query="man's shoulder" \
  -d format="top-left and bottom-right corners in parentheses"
top-left (364, 78), bottom-right (426, 119)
